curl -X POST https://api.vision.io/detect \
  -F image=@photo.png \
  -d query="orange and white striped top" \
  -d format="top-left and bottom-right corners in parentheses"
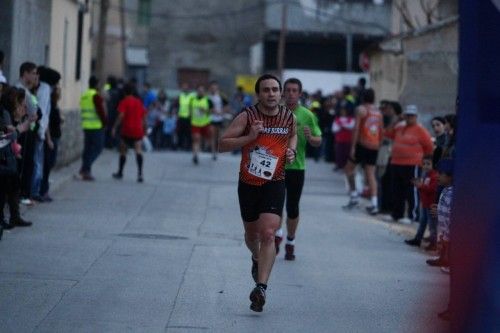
top-left (239, 105), bottom-right (296, 186)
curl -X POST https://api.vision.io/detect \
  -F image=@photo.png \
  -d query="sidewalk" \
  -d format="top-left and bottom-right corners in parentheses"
top-left (1, 150), bottom-right (448, 333)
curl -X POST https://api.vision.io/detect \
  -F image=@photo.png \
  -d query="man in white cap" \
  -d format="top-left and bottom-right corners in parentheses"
top-left (384, 104), bottom-right (434, 223)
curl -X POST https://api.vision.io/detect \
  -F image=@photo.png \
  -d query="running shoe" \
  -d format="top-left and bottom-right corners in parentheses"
top-left (440, 266), bottom-right (450, 274)
top-left (20, 198), bottom-right (34, 206)
top-left (0, 221), bottom-right (14, 230)
top-left (425, 243), bottom-right (437, 252)
top-left (137, 175), bottom-right (144, 183)
top-left (342, 198), bottom-right (358, 210)
top-left (112, 172), bottom-right (123, 179)
top-left (274, 235), bottom-right (282, 255)
top-left (193, 155), bottom-right (199, 165)
top-left (365, 206), bottom-right (379, 215)
top-left (404, 238), bottom-right (421, 247)
top-left (251, 257), bottom-right (258, 283)
top-left (284, 244), bottom-right (295, 261)
top-left (10, 217), bottom-right (32, 227)
top-left (249, 286), bottom-right (266, 312)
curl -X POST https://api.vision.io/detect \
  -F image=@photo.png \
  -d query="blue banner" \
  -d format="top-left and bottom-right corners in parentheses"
top-left (452, 0), bottom-right (500, 331)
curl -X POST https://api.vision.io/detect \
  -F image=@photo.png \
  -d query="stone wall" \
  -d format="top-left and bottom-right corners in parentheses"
top-left (148, 0), bottom-right (266, 93)
top-left (370, 19), bottom-right (458, 129)
top-left (399, 20), bottom-right (458, 126)
top-left (0, 0), bottom-right (52, 82)
top-left (56, 109), bottom-right (83, 167)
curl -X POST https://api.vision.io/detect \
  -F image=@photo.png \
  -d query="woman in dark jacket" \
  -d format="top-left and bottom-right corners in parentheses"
top-left (0, 86), bottom-right (33, 231)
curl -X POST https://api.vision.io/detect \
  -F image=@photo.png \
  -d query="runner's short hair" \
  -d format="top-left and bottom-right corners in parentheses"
top-left (255, 74), bottom-right (281, 94)
top-left (284, 78), bottom-right (302, 93)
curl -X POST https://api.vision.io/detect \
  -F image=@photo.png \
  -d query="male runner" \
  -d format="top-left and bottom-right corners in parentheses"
top-left (343, 88), bottom-right (383, 214)
top-left (275, 78), bottom-right (322, 260)
top-left (190, 84), bottom-right (213, 164)
top-left (219, 74), bottom-right (297, 312)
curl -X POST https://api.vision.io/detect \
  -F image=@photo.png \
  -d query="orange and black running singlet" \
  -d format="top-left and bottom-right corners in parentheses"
top-left (239, 104), bottom-right (296, 186)
top-left (358, 104), bottom-right (383, 150)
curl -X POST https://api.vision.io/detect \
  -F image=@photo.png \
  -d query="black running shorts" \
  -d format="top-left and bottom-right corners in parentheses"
top-left (121, 135), bottom-right (142, 148)
top-left (350, 143), bottom-right (378, 166)
top-left (238, 180), bottom-right (285, 222)
top-left (285, 169), bottom-right (305, 219)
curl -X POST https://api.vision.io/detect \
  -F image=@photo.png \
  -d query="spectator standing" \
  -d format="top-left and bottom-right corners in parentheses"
top-left (332, 105), bottom-right (355, 170)
top-left (16, 62), bottom-right (40, 205)
top-left (431, 116), bottom-right (448, 167)
top-left (385, 105), bottom-right (434, 223)
top-left (378, 101), bottom-right (403, 214)
top-left (0, 51), bottom-right (7, 83)
top-left (404, 155), bottom-right (439, 249)
top-left (40, 86), bottom-right (62, 201)
top-left (141, 82), bottom-right (156, 110)
top-left (104, 76), bottom-right (121, 149)
top-left (77, 75), bottom-right (107, 181)
top-left (0, 86), bottom-right (33, 229)
top-left (231, 86), bottom-right (252, 115)
top-left (31, 66), bottom-right (53, 201)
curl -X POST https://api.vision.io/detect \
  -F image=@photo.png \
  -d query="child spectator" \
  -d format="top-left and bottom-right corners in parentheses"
top-left (404, 155), bottom-right (438, 250)
top-left (427, 158), bottom-right (454, 268)
top-left (162, 109), bottom-right (177, 150)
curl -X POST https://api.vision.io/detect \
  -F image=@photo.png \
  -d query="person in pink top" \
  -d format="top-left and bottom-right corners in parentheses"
top-left (332, 106), bottom-right (355, 170)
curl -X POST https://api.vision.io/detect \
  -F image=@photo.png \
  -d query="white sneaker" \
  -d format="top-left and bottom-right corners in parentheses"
top-left (397, 217), bottom-right (413, 225)
top-left (20, 198), bottom-right (34, 206)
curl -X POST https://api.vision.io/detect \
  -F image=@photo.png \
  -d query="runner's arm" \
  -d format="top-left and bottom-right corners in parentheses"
top-left (286, 119), bottom-right (298, 163)
top-left (304, 113), bottom-right (322, 147)
top-left (218, 112), bottom-right (259, 152)
top-left (350, 106), bottom-right (365, 155)
top-left (111, 113), bottom-right (124, 137)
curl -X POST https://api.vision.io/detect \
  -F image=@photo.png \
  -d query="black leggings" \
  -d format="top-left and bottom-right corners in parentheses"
top-left (285, 169), bottom-right (305, 219)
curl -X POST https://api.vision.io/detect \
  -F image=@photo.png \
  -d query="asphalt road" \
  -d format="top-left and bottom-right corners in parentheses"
top-left (0, 150), bottom-right (448, 332)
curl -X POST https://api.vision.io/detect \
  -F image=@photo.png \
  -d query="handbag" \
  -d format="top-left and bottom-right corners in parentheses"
top-left (0, 140), bottom-right (17, 176)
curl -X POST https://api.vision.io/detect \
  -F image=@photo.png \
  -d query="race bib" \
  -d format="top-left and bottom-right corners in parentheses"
top-left (248, 149), bottom-right (278, 180)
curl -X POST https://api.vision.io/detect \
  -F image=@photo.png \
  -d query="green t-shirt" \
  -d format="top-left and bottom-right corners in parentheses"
top-left (286, 105), bottom-right (322, 170)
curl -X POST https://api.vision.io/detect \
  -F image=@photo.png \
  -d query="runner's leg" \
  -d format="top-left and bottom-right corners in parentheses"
top-left (256, 213), bottom-right (280, 284)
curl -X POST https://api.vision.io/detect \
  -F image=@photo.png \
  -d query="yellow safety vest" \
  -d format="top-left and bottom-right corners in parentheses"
top-left (190, 96), bottom-right (211, 127)
top-left (80, 88), bottom-right (103, 130)
top-left (178, 92), bottom-right (193, 119)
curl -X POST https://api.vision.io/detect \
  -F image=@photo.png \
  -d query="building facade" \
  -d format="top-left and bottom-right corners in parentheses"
top-left (0, 0), bottom-right (94, 165)
top-left (369, 0), bottom-right (459, 124)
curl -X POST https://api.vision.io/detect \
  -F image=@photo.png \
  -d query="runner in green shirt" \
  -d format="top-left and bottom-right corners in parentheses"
top-left (275, 78), bottom-right (322, 260)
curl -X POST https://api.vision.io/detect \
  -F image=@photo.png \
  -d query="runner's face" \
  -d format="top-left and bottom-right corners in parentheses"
top-left (283, 83), bottom-right (301, 107)
top-left (257, 79), bottom-right (280, 109)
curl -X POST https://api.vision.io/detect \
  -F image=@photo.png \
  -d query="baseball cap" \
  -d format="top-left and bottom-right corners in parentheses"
top-left (403, 105), bottom-right (418, 115)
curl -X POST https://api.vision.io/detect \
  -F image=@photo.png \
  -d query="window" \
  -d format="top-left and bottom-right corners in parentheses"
top-left (137, 0), bottom-right (151, 26)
